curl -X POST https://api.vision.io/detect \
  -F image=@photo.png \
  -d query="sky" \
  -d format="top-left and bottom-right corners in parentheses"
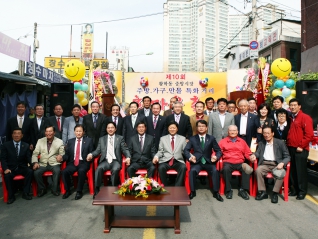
top-left (0, 0), bottom-right (301, 73)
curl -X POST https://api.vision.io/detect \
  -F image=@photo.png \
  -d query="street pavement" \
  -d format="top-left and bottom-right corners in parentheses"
top-left (0, 178), bottom-right (318, 239)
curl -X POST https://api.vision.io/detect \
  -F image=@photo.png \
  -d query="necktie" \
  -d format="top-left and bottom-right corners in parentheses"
top-left (140, 136), bottom-right (143, 151)
top-left (15, 143), bottom-right (19, 156)
top-left (114, 116), bottom-right (117, 125)
top-left (74, 139), bottom-right (80, 166)
top-left (153, 116), bottom-right (157, 129)
top-left (57, 117), bottom-right (61, 131)
top-left (47, 141), bottom-right (52, 153)
top-left (18, 117), bottom-right (23, 128)
top-left (169, 136), bottom-right (175, 166)
top-left (175, 115), bottom-right (180, 123)
top-left (93, 115), bottom-right (97, 128)
top-left (208, 111), bottom-right (211, 115)
top-left (132, 115), bottom-right (136, 127)
top-left (107, 137), bottom-right (113, 163)
top-left (200, 137), bottom-right (206, 164)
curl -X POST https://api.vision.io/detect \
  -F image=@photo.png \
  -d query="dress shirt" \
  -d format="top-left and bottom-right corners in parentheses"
top-left (37, 117), bottom-right (43, 130)
top-left (278, 121), bottom-right (287, 131)
top-left (263, 141), bottom-right (275, 161)
top-left (206, 110), bottom-right (213, 115)
top-left (16, 115), bottom-right (24, 127)
top-left (239, 113), bottom-right (248, 135)
top-left (13, 140), bottom-right (21, 155)
top-left (112, 116), bottom-right (118, 125)
top-left (107, 135), bottom-right (116, 160)
top-left (196, 114), bottom-right (205, 120)
top-left (218, 112), bottom-right (226, 128)
top-left (199, 134), bottom-right (206, 142)
top-left (169, 134), bottom-right (177, 150)
top-left (144, 108), bottom-right (150, 117)
top-left (92, 113), bottom-right (98, 121)
top-left (174, 114), bottom-right (181, 123)
top-left (74, 138), bottom-right (83, 161)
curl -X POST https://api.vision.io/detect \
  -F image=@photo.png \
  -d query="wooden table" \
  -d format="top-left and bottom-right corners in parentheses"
top-left (92, 186), bottom-right (191, 234)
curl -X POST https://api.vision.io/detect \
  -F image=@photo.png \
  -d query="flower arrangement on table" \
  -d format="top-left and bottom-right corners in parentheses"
top-left (114, 175), bottom-right (167, 198)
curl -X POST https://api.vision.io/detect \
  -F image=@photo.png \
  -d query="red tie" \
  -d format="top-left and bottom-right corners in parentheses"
top-left (169, 136), bottom-right (174, 166)
top-left (74, 139), bottom-right (80, 166)
top-left (57, 117), bottom-right (61, 131)
top-left (153, 116), bottom-right (157, 129)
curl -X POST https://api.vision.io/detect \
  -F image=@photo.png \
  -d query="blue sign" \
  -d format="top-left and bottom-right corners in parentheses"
top-left (249, 41), bottom-right (259, 50)
top-left (26, 61), bottom-right (70, 83)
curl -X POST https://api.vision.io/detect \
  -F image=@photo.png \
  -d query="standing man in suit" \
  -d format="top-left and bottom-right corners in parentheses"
top-left (163, 97), bottom-right (178, 116)
top-left (166, 101), bottom-right (192, 139)
top-left (1, 128), bottom-right (33, 204)
top-left (251, 125), bottom-right (290, 203)
top-left (30, 104), bottom-right (50, 148)
top-left (62, 124), bottom-right (94, 200)
top-left (270, 96), bottom-right (292, 123)
top-left (83, 101), bottom-right (107, 149)
top-left (247, 97), bottom-right (258, 115)
top-left (208, 98), bottom-right (235, 142)
top-left (6, 101), bottom-right (32, 149)
top-left (227, 100), bottom-right (238, 116)
top-left (87, 122), bottom-right (131, 198)
top-left (48, 103), bottom-right (65, 140)
top-left (32, 125), bottom-right (65, 197)
top-left (138, 96), bottom-right (152, 117)
top-left (126, 122), bottom-right (156, 178)
top-left (123, 102), bottom-right (147, 146)
top-left (184, 120), bottom-right (223, 201)
top-left (146, 102), bottom-right (166, 150)
top-left (204, 97), bottom-right (215, 116)
top-left (153, 121), bottom-right (187, 186)
top-left (190, 101), bottom-right (209, 135)
top-left (234, 99), bottom-right (261, 147)
top-left (62, 104), bottom-right (83, 145)
top-left (106, 104), bottom-right (124, 136)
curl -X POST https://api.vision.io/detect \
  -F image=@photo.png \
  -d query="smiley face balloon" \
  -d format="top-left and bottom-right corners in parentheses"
top-left (271, 58), bottom-right (292, 78)
top-left (64, 60), bottom-right (86, 82)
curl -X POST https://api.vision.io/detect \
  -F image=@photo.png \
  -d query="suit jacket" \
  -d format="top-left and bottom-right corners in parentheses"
top-left (146, 115), bottom-right (167, 150)
top-left (155, 134), bottom-right (187, 164)
top-left (184, 134), bottom-right (222, 164)
top-left (0, 141), bottom-right (31, 171)
top-left (234, 112), bottom-right (261, 147)
top-left (122, 113), bottom-right (147, 145)
top-left (91, 134), bottom-right (131, 164)
top-left (204, 110), bottom-right (214, 116)
top-left (83, 113), bottom-right (107, 149)
top-left (31, 117), bottom-right (50, 146)
top-left (128, 134), bottom-right (156, 164)
top-left (189, 114), bottom-right (209, 136)
top-left (165, 113), bottom-right (192, 139)
top-left (273, 122), bottom-right (290, 142)
top-left (208, 112), bottom-right (235, 142)
top-left (48, 115), bottom-right (65, 140)
top-left (63, 137), bottom-right (94, 166)
top-left (163, 109), bottom-right (173, 117)
top-left (62, 116), bottom-right (83, 145)
top-left (31, 137), bottom-right (65, 166)
top-left (254, 138), bottom-right (290, 166)
top-left (6, 115), bottom-right (32, 143)
top-left (138, 108), bottom-right (153, 117)
top-left (106, 116), bottom-right (124, 136)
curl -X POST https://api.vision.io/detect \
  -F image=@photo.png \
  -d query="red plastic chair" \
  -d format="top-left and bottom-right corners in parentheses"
top-left (60, 160), bottom-right (94, 195)
top-left (122, 158), bottom-right (158, 182)
top-left (0, 165), bottom-right (37, 203)
top-left (252, 160), bottom-right (290, 201)
top-left (219, 158), bottom-right (255, 196)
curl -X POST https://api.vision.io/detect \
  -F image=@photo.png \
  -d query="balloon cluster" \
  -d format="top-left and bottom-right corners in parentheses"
top-left (270, 58), bottom-right (296, 104)
top-left (74, 82), bottom-right (89, 106)
top-left (199, 78), bottom-right (209, 88)
top-left (140, 77), bottom-right (149, 88)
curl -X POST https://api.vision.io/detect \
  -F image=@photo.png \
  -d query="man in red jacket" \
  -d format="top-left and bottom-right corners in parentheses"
top-left (287, 98), bottom-right (314, 200)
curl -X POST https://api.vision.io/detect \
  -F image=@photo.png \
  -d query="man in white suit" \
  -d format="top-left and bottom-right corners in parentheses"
top-left (208, 98), bottom-right (234, 142)
top-left (153, 121), bottom-right (187, 186)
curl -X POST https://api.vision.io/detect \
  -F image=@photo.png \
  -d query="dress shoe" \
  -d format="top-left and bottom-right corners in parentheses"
top-left (22, 192), bottom-right (32, 200)
top-left (189, 191), bottom-right (196, 200)
top-left (51, 190), bottom-right (60, 196)
top-left (226, 190), bottom-right (233, 199)
top-left (238, 188), bottom-right (249, 200)
top-left (75, 191), bottom-right (83, 200)
top-left (296, 194), bottom-right (306, 200)
top-left (62, 191), bottom-right (71, 199)
top-left (213, 192), bottom-right (224, 202)
top-left (255, 191), bottom-right (268, 201)
top-left (37, 189), bottom-right (47, 197)
top-left (289, 191), bottom-right (298, 196)
top-left (271, 192), bottom-right (278, 204)
top-left (7, 197), bottom-right (16, 205)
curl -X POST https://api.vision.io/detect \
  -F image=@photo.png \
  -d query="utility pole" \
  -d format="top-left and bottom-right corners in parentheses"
top-left (33, 22), bottom-right (38, 78)
top-left (251, 0), bottom-right (257, 67)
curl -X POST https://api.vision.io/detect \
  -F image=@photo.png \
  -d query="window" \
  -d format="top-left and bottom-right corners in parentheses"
top-left (290, 48), bottom-right (298, 71)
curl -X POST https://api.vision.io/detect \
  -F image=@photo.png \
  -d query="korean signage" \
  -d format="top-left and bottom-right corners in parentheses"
top-left (82, 23), bottom-right (94, 62)
top-left (239, 48), bottom-right (250, 62)
top-left (0, 32), bottom-right (31, 61)
top-left (44, 57), bottom-right (108, 70)
top-left (259, 29), bottom-right (279, 50)
top-left (26, 61), bottom-right (70, 83)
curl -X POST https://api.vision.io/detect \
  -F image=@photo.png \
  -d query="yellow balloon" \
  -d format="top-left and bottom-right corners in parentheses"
top-left (271, 58), bottom-right (292, 78)
top-left (285, 96), bottom-right (293, 104)
top-left (80, 98), bottom-right (88, 106)
top-left (64, 60), bottom-right (85, 82)
top-left (272, 89), bottom-right (282, 97)
top-left (76, 91), bottom-right (85, 99)
top-left (290, 89), bottom-right (296, 97)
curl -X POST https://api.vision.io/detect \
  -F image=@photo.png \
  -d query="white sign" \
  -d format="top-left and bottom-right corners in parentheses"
top-left (250, 49), bottom-right (259, 59)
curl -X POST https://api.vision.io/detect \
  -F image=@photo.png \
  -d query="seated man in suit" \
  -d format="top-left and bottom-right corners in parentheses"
top-left (153, 121), bottom-right (187, 186)
top-left (126, 122), bottom-right (156, 178)
top-left (1, 128), bottom-right (33, 204)
top-left (48, 103), bottom-right (65, 140)
top-left (138, 96), bottom-right (152, 117)
top-left (87, 122), bottom-right (131, 198)
top-left (184, 120), bottom-right (223, 201)
top-left (190, 101), bottom-right (209, 135)
top-left (32, 125), bottom-right (65, 197)
top-left (62, 104), bottom-right (83, 145)
top-left (106, 104), bottom-right (124, 136)
top-left (62, 124), bottom-right (94, 200)
top-left (218, 125), bottom-right (254, 200)
top-left (250, 125), bottom-right (290, 203)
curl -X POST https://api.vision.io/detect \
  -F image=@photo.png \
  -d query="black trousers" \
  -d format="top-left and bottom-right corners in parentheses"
top-left (158, 161), bottom-right (186, 186)
top-left (4, 166), bottom-right (33, 199)
top-left (222, 163), bottom-right (250, 193)
top-left (62, 161), bottom-right (90, 192)
top-left (127, 161), bottom-right (156, 178)
top-left (288, 147), bottom-right (309, 195)
top-left (189, 163), bottom-right (219, 192)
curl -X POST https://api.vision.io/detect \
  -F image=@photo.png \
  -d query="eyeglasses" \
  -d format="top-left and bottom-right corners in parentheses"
top-left (278, 115), bottom-right (286, 118)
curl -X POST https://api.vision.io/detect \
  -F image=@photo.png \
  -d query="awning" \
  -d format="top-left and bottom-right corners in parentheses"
top-left (0, 71), bottom-right (50, 86)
